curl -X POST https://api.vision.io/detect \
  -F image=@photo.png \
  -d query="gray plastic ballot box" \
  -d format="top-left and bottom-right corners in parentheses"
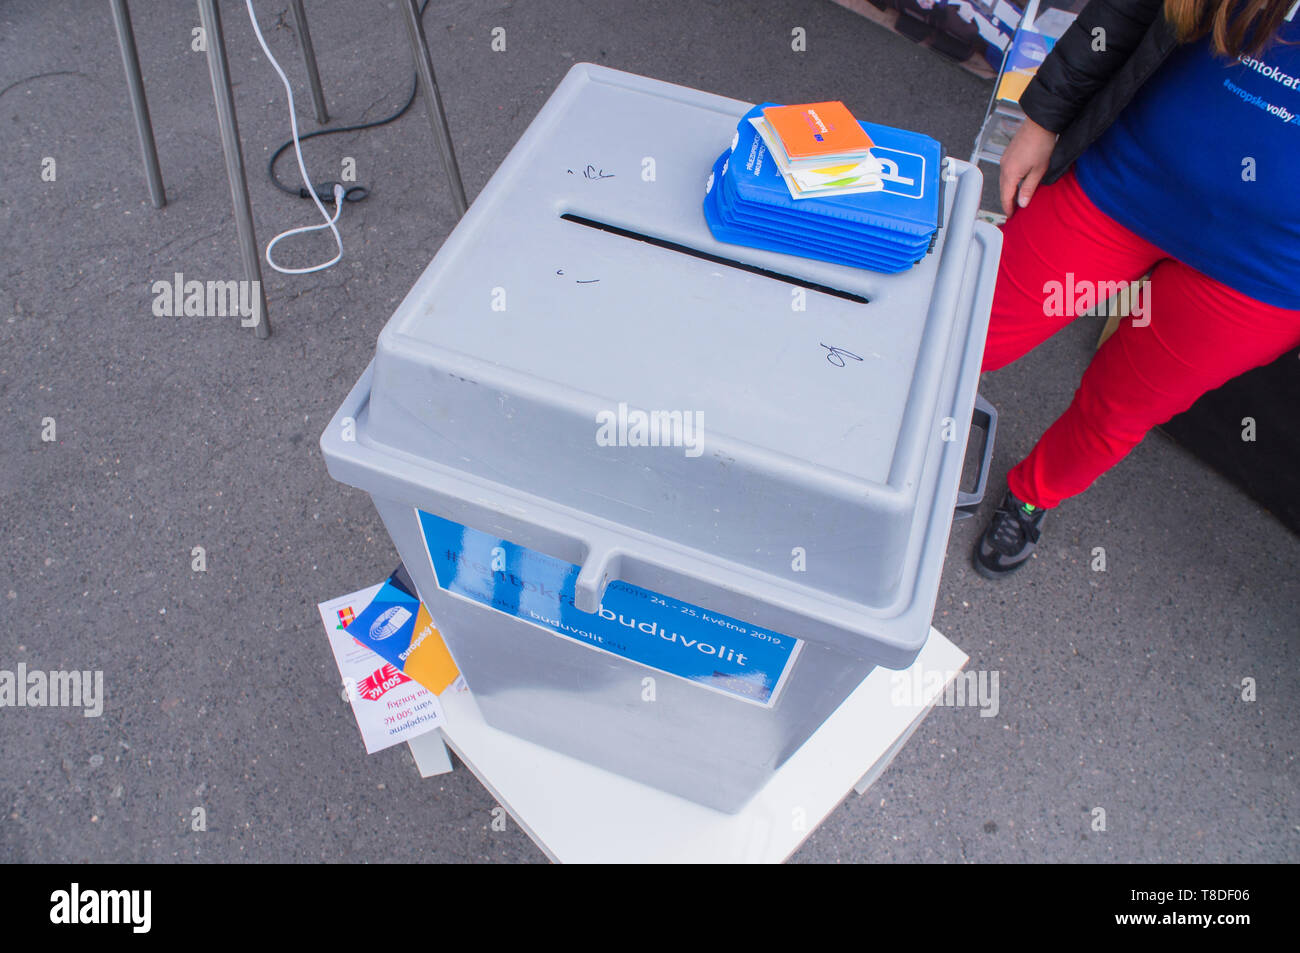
top-left (322, 64), bottom-right (1002, 813)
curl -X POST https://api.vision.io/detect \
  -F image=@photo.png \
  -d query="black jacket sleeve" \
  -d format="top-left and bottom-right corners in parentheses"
top-left (1019, 0), bottom-right (1167, 133)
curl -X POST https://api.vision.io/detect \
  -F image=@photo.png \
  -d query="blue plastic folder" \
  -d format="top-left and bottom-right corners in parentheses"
top-left (715, 170), bottom-right (926, 263)
top-left (706, 161), bottom-right (917, 271)
top-left (705, 152), bottom-right (921, 273)
top-left (718, 178), bottom-right (930, 253)
top-left (702, 104), bottom-right (943, 273)
top-left (718, 167), bottom-right (932, 253)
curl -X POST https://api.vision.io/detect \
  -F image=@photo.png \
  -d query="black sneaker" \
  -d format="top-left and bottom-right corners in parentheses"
top-left (973, 491), bottom-right (1046, 579)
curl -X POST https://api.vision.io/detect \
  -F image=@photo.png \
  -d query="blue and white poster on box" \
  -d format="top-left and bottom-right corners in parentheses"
top-left (416, 510), bottom-right (802, 707)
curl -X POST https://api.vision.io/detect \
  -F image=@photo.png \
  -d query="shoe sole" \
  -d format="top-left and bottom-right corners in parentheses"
top-left (971, 547), bottom-right (1029, 580)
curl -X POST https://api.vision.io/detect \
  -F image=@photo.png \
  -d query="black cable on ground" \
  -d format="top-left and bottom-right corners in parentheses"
top-left (265, 0), bottom-right (431, 205)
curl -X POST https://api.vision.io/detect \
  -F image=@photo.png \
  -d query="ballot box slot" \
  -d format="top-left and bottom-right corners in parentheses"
top-left (560, 213), bottom-right (871, 304)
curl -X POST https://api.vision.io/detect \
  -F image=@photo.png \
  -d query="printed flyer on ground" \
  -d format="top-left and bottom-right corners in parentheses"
top-left (316, 574), bottom-right (462, 754)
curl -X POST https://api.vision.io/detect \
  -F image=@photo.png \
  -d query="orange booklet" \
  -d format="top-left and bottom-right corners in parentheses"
top-left (761, 101), bottom-right (874, 160)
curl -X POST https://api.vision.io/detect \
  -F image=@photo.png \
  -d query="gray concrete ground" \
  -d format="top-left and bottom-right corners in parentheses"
top-left (0, 0), bottom-right (1295, 864)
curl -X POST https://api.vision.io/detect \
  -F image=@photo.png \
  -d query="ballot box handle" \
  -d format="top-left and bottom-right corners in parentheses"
top-left (954, 393), bottom-right (997, 520)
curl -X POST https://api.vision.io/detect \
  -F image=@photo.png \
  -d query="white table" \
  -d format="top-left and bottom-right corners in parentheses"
top-left (422, 626), bottom-right (966, 863)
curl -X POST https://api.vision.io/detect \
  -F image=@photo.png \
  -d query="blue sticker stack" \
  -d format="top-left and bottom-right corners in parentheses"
top-left (703, 104), bottom-right (944, 274)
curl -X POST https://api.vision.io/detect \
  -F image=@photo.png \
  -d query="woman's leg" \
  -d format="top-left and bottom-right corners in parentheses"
top-left (975, 168), bottom-right (1298, 577)
top-left (982, 168), bottom-right (1164, 373)
top-left (1007, 259), bottom-right (1300, 509)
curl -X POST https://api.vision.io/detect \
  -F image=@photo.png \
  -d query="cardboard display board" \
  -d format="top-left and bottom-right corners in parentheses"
top-left (830, 0), bottom-right (1028, 78)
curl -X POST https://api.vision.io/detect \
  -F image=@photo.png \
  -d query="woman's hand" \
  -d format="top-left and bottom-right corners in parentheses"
top-left (1000, 118), bottom-right (1058, 217)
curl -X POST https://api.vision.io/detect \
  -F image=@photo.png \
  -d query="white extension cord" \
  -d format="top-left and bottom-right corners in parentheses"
top-left (245, 0), bottom-right (344, 275)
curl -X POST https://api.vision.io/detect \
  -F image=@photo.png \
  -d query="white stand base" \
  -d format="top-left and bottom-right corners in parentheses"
top-left (434, 626), bottom-right (966, 863)
top-left (406, 731), bottom-right (454, 778)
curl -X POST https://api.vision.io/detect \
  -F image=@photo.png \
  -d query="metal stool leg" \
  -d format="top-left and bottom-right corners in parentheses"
top-left (109, 0), bottom-right (166, 208)
top-left (197, 0), bottom-right (271, 338)
top-left (289, 0), bottom-right (328, 124)
top-left (400, 0), bottom-right (468, 217)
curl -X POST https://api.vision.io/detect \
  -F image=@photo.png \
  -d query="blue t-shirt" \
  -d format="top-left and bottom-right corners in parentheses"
top-left (1074, 13), bottom-right (1300, 309)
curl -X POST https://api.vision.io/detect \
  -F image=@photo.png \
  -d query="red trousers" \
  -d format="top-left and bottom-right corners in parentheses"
top-left (982, 168), bottom-right (1300, 509)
